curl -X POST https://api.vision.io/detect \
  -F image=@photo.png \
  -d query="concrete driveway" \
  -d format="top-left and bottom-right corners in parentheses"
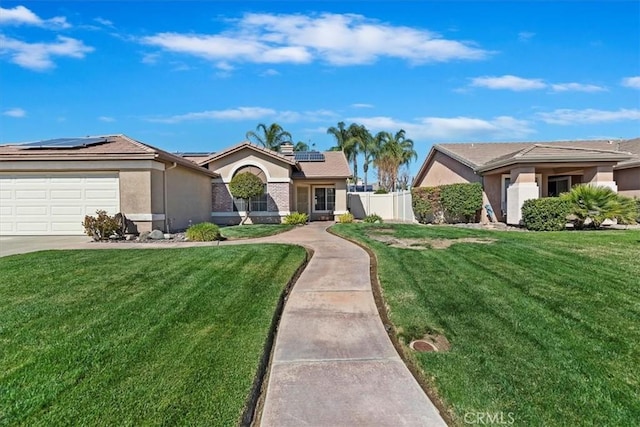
top-left (0, 235), bottom-right (92, 257)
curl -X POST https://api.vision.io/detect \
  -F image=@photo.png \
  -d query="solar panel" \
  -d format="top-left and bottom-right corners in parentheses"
top-left (294, 151), bottom-right (325, 162)
top-left (19, 137), bottom-right (109, 149)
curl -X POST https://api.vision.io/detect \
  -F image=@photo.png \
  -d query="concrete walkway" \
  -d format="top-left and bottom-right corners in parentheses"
top-left (1, 224), bottom-right (447, 425)
top-left (230, 223), bottom-right (447, 427)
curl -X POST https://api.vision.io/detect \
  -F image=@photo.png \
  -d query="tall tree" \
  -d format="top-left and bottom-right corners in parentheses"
top-left (351, 125), bottom-right (378, 190)
top-left (374, 129), bottom-right (417, 191)
top-left (245, 123), bottom-right (293, 152)
top-left (327, 122), bottom-right (360, 182)
top-left (294, 141), bottom-right (310, 152)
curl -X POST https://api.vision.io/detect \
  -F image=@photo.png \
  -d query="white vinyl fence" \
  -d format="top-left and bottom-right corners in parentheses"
top-left (348, 190), bottom-right (416, 222)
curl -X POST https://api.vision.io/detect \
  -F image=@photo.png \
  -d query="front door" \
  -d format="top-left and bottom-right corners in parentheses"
top-left (296, 186), bottom-right (310, 215)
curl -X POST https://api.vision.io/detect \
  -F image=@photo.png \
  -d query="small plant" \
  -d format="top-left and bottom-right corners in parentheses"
top-left (82, 210), bottom-right (123, 241)
top-left (374, 188), bottom-right (388, 194)
top-left (562, 184), bottom-right (637, 229)
top-left (338, 212), bottom-right (354, 223)
top-left (522, 197), bottom-right (571, 231)
top-left (186, 222), bottom-right (221, 241)
top-left (283, 212), bottom-right (308, 225)
top-left (363, 213), bottom-right (383, 224)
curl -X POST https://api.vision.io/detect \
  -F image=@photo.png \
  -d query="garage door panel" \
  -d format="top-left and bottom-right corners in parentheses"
top-left (16, 190), bottom-right (47, 199)
top-left (0, 173), bottom-right (119, 235)
top-left (17, 206), bottom-right (48, 216)
top-left (51, 190), bottom-right (83, 200)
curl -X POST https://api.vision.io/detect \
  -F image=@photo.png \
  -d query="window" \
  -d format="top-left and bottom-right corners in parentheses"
top-left (233, 184), bottom-right (268, 212)
top-left (314, 187), bottom-right (335, 211)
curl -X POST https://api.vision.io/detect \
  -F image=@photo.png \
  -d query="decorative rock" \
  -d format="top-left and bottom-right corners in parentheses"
top-left (138, 231), bottom-right (150, 242)
top-left (148, 229), bottom-right (165, 240)
top-left (125, 234), bottom-right (137, 241)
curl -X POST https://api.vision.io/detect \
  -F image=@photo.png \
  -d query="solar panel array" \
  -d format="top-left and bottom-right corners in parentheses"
top-left (20, 137), bottom-right (110, 149)
top-left (294, 151), bottom-right (325, 162)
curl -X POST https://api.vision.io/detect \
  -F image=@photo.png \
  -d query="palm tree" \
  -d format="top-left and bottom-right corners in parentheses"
top-left (351, 125), bottom-right (378, 190)
top-left (246, 123), bottom-right (293, 152)
top-left (327, 122), bottom-right (360, 182)
top-left (374, 129), bottom-right (416, 191)
top-left (294, 141), bottom-right (310, 152)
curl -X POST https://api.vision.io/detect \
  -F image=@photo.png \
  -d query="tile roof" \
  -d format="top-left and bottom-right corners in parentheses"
top-left (293, 151), bottom-right (352, 179)
top-left (0, 134), bottom-right (218, 177)
top-left (198, 141), bottom-right (297, 167)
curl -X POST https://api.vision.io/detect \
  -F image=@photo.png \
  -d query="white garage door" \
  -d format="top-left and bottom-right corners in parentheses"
top-left (0, 173), bottom-right (120, 235)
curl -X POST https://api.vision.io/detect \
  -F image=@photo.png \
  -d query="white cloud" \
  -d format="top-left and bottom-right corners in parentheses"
top-left (0, 5), bottom-right (70, 29)
top-left (149, 107), bottom-right (277, 123)
top-left (470, 75), bottom-right (546, 91)
top-left (94, 17), bottom-right (114, 27)
top-left (536, 108), bottom-right (640, 125)
top-left (98, 116), bottom-right (115, 122)
top-left (0, 35), bottom-right (93, 70)
top-left (551, 82), bottom-right (606, 92)
top-left (621, 76), bottom-right (640, 89)
top-left (3, 107), bottom-right (26, 118)
top-left (141, 52), bottom-right (160, 64)
top-left (518, 31), bottom-right (535, 41)
top-left (140, 12), bottom-right (490, 68)
top-left (348, 115), bottom-right (534, 140)
top-left (260, 68), bottom-right (280, 76)
top-left (351, 103), bottom-right (374, 109)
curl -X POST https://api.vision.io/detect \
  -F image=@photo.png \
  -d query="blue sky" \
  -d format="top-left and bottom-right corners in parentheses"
top-left (1, 1), bottom-right (639, 179)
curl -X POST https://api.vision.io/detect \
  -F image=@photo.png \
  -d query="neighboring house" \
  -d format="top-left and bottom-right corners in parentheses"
top-left (413, 138), bottom-right (640, 225)
top-left (0, 135), bottom-right (351, 235)
top-left (197, 141), bottom-right (351, 225)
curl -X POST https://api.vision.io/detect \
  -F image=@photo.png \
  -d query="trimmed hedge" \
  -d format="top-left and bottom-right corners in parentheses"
top-left (440, 183), bottom-right (483, 222)
top-left (412, 183), bottom-right (482, 224)
top-left (522, 197), bottom-right (571, 231)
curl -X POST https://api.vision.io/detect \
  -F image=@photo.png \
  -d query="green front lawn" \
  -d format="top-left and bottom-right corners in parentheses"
top-left (220, 224), bottom-right (294, 240)
top-left (0, 245), bottom-right (306, 426)
top-left (332, 224), bottom-right (640, 426)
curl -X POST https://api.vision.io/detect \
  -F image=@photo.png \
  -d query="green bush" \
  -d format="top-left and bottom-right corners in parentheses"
top-left (338, 212), bottom-right (354, 223)
top-left (186, 222), bottom-right (221, 241)
top-left (522, 197), bottom-right (571, 231)
top-left (374, 189), bottom-right (388, 194)
top-left (82, 210), bottom-right (123, 241)
top-left (440, 182), bottom-right (483, 222)
top-left (283, 212), bottom-right (308, 225)
top-left (363, 213), bottom-right (383, 224)
top-left (562, 184), bottom-right (637, 228)
top-left (411, 187), bottom-right (442, 224)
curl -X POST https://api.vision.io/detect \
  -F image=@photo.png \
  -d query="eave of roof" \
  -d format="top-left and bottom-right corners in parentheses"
top-left (198, 141), bottom-right (299, 169)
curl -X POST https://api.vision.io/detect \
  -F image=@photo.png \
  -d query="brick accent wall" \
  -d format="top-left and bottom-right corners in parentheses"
top-left (267, 182), bottom-right (290, 212)
top-left (212, 182), bottom-right (233, 212)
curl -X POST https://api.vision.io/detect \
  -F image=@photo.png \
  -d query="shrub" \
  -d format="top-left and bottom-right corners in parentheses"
top-left (440, 183), bottom-right (483, 222)
top-left (229, 172), bottom-right (265, 225)
top-left (186, 222), bottom-right (221, 241)
top-left (522, 197), bottom-right (571, 231)
top-left (338, 212), bottom-right (354, 223)
top-left (82, 210), bottom-right (123, 241)
top-left (411, 187), bottom-right (442, 224)
top-left (562, 184), bottom-right (637, 228)
top-left (374, 189), bottom-right (388, 194)
top-left (615, 195), bottom-right (639, 225)
top-left (284, 212), bottom-right (308, 225)
top-left (363, 213), bottom-right (383, 224)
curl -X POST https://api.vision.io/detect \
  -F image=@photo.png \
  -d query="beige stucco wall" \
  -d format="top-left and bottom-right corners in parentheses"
top-left (207, 149), bottom-right (291, 181)
top-left (483, 174), bottom-right (504, 221)
top-left (615, 167), bottom-right (640, 197)
top-left (416, 152), bottom-right (480, 187)
top-left (165, 165), bottom-right (213, 231)
top-left (119, 170), bottom-right (152, 215)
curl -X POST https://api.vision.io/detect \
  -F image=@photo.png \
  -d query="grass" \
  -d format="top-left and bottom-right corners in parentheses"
top-left (332, 223), bottom-right (640, 426)
top-left (220, 224), bottom-right (294, 240)
top-left (0, 245), bottom-right (306, 426)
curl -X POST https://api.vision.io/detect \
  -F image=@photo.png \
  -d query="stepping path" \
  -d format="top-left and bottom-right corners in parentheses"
top-left (225, 222), bottom-right (447, 427)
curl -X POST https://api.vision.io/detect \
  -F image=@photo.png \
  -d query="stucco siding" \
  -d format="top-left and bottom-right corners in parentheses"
top-left (615, 167), bottom-right (640, 197)
top-left (207, 149), bottom-right (291, 181)
top-left (166, 165), bottom-right (213, 231)
top-left (416, 152), bottom-right (479, 187)
top-left (483, 174), bottom-right (504, 221)
top-left (120, 170), bottom-right (152, 215)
